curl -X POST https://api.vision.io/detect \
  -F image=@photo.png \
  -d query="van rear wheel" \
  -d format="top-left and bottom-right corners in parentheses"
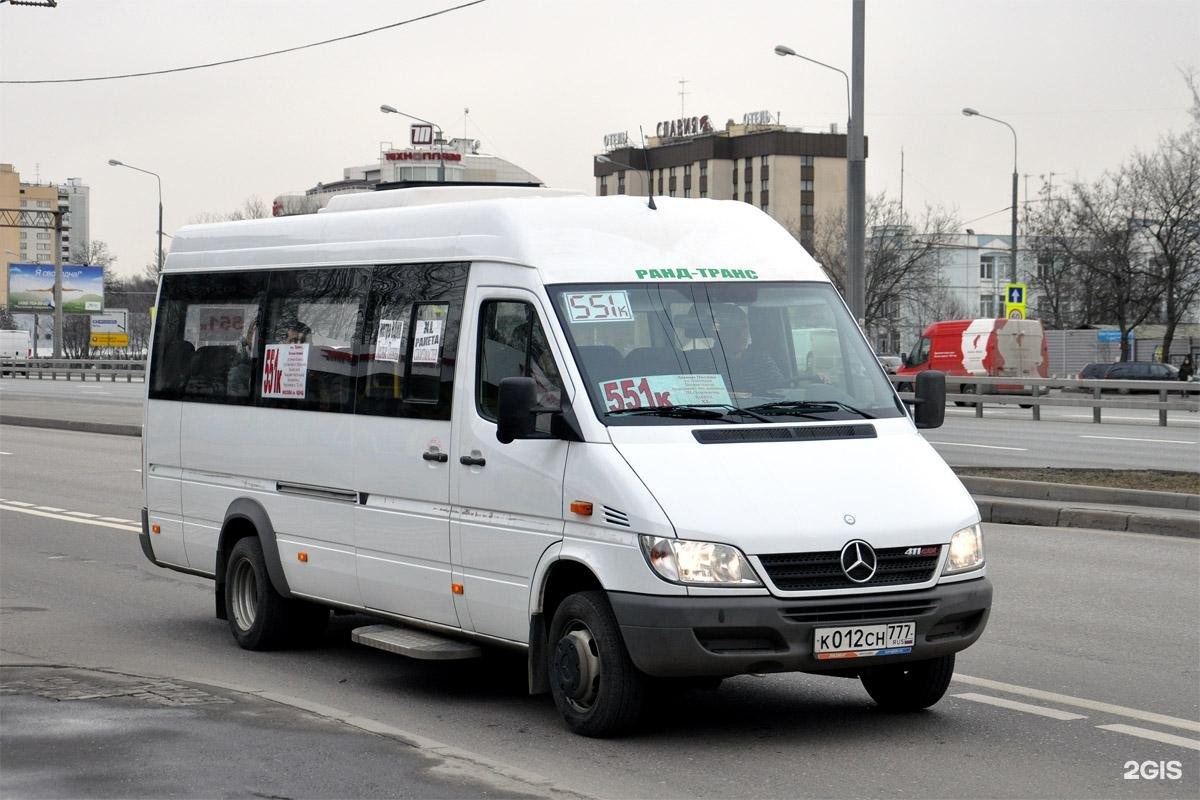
top-left (860, 654), bottom-right (955, 711)
top-left (954, 384), bottom-right (977, 407)
top-left (548, 591), bottom-right (645, 737)
top-left (226, 537), bottom-right (327, 650)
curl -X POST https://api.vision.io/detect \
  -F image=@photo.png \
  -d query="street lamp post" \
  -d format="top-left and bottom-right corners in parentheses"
top-left (961, 108), bottom-right (1018, 284)
top-left (380, 104), bottom-right (446, 183)
top-left (775, 10), bottom-right (866, 324)
top-left (108, 159), bottom-right (163, 275)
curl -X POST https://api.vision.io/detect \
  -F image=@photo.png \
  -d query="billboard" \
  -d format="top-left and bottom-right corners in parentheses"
top-left (7, 263), bottom-right (105, 313)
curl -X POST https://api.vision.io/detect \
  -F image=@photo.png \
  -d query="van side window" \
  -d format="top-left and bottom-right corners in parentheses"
top-left (911, 336), bottom-right (931, 365)
top-left (477, 301), bottom-right (563, 426)
top-left (356, 263), bottom-right (468, 420)
top-left (260, 268), bottom-right (369, 414)
top-left (149, 271), bottom-right (268, 404)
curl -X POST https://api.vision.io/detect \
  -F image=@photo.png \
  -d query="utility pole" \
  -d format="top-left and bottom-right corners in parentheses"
top-left (847, 0), bottom-right (866, 323)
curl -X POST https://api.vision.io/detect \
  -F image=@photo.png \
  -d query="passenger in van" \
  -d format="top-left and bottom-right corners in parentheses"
top-left (712, 304), bottom-right (787, 396)
top-left (283, 320), bottom-right (311, 344)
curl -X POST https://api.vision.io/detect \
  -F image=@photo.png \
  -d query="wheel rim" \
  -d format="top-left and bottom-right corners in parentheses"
top-left (553, 622), bottom-right (602, 712)
top-left (230, 557), bottom-right (258, 632)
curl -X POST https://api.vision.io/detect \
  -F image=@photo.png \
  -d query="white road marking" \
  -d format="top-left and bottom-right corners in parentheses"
top-left (955, 674), bottom-right (1200, 733)
top-left (34, 505), bottom-right (65, 512)
top-left (1097, 724), bottom-right (1200, 751)
top-left (1079, 435), bottom-right (1197, 445)
top-left (0, 503), bottom-right (139, 533)
top-left (927, 441), bottom-right (1029, 451)
top-left (0, 499), bottom-right (34, 506)
top-left (64, 511), bottom-right (99, 518)
top-left (131, 468), bottom-right (142, 473)
top-left (99, 516), bottom-right (135, 524)
top-left (953, 693), bottom-right (1087, 720)
top-left (0, 451), bottom-right (12, 456)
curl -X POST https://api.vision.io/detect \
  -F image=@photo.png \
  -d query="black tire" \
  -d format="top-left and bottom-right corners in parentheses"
top-left (954, 384), bottom-right (978, 408)
top-left (547, 590), bottom-right (646, 737)
top-left (225, 537), bottom-right (328, 650)
top-left (860, 654), bottom-right (955, 711)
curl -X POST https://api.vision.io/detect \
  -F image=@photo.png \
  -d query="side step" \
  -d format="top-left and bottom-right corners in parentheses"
top-left (351, 623), bottom-right (483, 661)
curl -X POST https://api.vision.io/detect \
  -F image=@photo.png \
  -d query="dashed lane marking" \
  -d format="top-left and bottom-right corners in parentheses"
top-left (1097, 724), bottom-right (1200, 751)
top-left (927, 441), bottom-right (1028, 451)
top-left (955, 674), bottom-right (1200, 733)
top-left (953, 693), bottom-right (1087, 720)
top-left (0, 503), bottom-right (139, 533)
top-left (1079, 435), bottom-right (1197, 445)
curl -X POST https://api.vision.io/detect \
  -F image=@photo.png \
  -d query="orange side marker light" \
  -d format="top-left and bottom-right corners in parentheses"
top-left (150, 524), bottom-right (161, 534)
top-left (570, 501), bottom-right (593, 516)
top-left (297, 552), bottom-right (308, 563)
top-left (451, 583), bottom-right (464, 595)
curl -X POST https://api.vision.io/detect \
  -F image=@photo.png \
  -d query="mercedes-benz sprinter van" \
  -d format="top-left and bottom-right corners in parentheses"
top-left (140, 187), bottom-right (990, 736)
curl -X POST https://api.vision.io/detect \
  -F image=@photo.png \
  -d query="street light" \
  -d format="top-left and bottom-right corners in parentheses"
top-left (595, 154), bottom-right (656, 210)
top-left (108, 159), bottom-right (163, 275)
top-left (961, 107), bottom-right (1018, 283)
top-left (380, 104), bottom-right (446, 182)
top-left (775, 36), bottom-right (866, 324)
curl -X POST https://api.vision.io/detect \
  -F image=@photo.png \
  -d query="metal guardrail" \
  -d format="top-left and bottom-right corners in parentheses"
top-left (0, 358), bottom-right (146, 382)
top-left (891, 375), bottom-right (1200, 426)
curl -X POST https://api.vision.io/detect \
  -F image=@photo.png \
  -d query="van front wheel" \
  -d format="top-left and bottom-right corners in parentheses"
top-left (860, 654), bottom-right (955, 711)
top-left (548, 591), bottom-right (645, 737)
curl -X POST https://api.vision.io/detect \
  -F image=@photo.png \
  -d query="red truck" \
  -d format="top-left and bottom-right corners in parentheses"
top-left (897, 318), bottom-right (1048, 405)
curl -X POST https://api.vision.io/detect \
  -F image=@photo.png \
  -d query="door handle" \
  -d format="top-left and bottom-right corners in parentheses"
top-left (459, 455), bottom-right (487, 467)
top-left (422, 451), bottom-right (449, 463)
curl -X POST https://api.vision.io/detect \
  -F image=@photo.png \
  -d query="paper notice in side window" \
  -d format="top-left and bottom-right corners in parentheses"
top-left (262, 343), bottom-right (309, 399)
top-left (412, 318), bottom-right (445, 365)
top-left (598, 373), bottom-right (732, 411)
top-left (376, 319), bottom-right (406, 363)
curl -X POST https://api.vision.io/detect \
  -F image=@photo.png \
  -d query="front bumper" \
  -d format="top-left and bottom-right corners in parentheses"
top-left (609, 577), bottom-right (991, 677)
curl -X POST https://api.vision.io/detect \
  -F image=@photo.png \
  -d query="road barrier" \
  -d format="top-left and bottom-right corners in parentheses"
top-left (892, 375), bottom-right (1199, 426)
top-left (0, 358), bottom-right (146, 383)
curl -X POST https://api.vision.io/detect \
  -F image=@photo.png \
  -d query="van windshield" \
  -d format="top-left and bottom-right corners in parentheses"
top-left (550, 282), bottom-right (905, 425)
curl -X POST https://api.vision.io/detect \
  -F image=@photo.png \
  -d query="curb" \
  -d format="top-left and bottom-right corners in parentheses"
top-left (0, 415), bottom-right (141, 438)
top-left (974, 496), bottom-right (1199, 539)
top-left (959, 475), bottom-right (1199, 511)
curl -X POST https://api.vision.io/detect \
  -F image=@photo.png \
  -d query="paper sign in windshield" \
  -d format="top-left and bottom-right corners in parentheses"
top-left (599, 374), bottom-right (731, 411)
top-left (262, 343), bottom-right (309, 399)
top-left (375, 319), bottom-right (406, 363)
top-left (565, 291), bottom-right (634, 322)
top-left (412, 318), bottom-right (445, 365)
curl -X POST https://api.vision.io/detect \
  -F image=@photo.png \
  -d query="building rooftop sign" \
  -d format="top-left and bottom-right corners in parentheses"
top-left (603, 132), bottom-right (629, 151)
top-left (743, 110), bottom-right (776, 126)
top-left (385, 150), bottom-right (463, 162)
top-left (655, 115), bottom-right (713, 140)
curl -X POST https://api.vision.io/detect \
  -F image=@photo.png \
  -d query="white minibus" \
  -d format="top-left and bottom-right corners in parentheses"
top-left (141, 187), bottom-right (990, 736)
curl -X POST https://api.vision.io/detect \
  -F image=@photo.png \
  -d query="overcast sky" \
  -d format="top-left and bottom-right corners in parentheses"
top-left (2, 0), bottom-right (1197, 278)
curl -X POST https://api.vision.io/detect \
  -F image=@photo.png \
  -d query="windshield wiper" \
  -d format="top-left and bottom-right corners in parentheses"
top-left (607, 404), bottom-right (773, 422)
top-left (744, 400), bottom-right (876, 419)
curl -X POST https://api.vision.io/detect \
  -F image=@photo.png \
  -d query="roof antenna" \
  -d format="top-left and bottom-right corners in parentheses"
top-left (639, 125), bottom-right (657, 210)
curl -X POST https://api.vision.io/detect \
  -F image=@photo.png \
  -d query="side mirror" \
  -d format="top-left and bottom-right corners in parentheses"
top-left (901, 352), bottom-right (909, 366)
top-left (496, 377), bottom-right (538, 443)
top-left (913, 370), bottom-right (946, 429)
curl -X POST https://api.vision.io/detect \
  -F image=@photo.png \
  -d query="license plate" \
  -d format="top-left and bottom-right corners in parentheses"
top-left (814, 622), bottom-right (915, 660)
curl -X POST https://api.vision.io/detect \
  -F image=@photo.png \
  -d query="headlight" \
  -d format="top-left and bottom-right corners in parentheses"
top-left (943, 524), bottom-right (984, 574)
top-left (639, 535), bottom-right (762, 586)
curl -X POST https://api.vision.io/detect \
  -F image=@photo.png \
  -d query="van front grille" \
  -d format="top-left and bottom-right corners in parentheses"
top-left (758, 545), bottom-right (941, 591)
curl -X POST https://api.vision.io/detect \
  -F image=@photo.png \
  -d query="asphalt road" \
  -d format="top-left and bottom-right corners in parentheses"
top-left (2, 377), bottom-right (1199, 471)
top-left (2, 425), bottom-right (1198, 799)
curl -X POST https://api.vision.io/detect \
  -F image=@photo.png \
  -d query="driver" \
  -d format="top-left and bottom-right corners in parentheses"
top-left (712, 304), bottom-right (786, 396)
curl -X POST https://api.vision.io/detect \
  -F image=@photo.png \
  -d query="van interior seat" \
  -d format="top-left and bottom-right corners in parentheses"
top-left (623, 346), bottom-right (687, 378)
top-left (185, 345), bottom-right (236, 397)
top-left (575, 345), bottom-right (624, 382)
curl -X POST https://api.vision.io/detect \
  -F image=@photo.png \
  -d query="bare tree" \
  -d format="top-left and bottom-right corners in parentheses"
top-left (1127, 124), bottom-right (1200, 360)
top-left (807, 194), bottom-right (961, 346)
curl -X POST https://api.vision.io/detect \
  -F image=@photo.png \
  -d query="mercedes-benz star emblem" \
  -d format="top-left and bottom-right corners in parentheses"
top-left (843, 514), bottom-right (856, 526)
top-left (840, 539), bottom-right (877, 583)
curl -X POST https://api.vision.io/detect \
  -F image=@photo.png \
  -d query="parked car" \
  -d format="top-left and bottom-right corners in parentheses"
top-left (876, 354), bottom-right (903, 374)
top-left (1073, 361), bottom-right (1180, 393)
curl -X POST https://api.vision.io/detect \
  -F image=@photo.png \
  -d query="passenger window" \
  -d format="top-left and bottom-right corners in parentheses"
top-left (911, 336), bottom-right (931, 365)
top-left (149, 271), bottom-right (268, 404)
top-left (260, 268), bottom-right (369, 414)
top-left (356, 263), bottom-right (468, 420)
top-left (477, 301), bottom-right (563, 427)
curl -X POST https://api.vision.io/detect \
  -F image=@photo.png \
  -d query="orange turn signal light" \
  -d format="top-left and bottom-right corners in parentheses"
top-left (569, 501), bottom-right (593, 516)
top-left (150, 524), bottom-right (161, 534)
top-left (297, 551), bottom-right (309, 563)
top-left (451, 583), bottom-right (464, 595)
